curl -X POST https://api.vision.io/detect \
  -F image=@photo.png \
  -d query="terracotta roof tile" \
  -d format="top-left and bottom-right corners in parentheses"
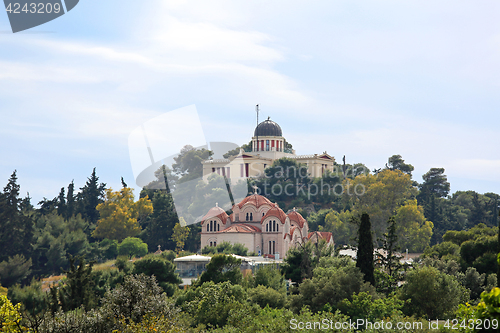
top-left (217, 223), bottom-right (262, 233)
top-left (236, 194), bottom-right (272, 209)
top-left (287, 210), bottom-right (306, 228)
top-left (262, 204), bottom-right (287, 224)
top-left (201, 206), bottom-right (229, 224)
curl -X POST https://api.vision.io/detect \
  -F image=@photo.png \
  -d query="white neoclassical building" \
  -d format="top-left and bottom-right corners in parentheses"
top-left (202, 117), bottom-right (336, 180)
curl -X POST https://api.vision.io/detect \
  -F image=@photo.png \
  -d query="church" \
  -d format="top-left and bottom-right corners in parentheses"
top-left (199, 116), bottom-right (335, 258)
top-left (202, 117), bottom-right (336, 180)
top-left (200, 193), bottom-right (334, 259)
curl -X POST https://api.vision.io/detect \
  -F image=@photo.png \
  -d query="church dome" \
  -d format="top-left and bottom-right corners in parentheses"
top-left (254, 118), bottom-right (282, 137)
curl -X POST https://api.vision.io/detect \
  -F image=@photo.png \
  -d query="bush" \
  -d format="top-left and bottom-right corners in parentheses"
top-left (248, 285), bottom-right (285, 308)
top-left (0, 255), bottom-right (32, 287)
top-left (118, 237), bottom-right (148, 258)
top-left (133, 255), bottom-right (181, 296)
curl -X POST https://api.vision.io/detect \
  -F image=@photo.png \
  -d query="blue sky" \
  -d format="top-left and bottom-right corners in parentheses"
top-left (1, 0), bottom-right (499, 204)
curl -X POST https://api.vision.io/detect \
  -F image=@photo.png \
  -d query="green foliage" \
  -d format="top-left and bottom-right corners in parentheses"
top-left (50, 257), bottom-right (96, 312)
top-left (176, 281), bottom-right (245, 328)
top-left (443, 223), bottom-right (497, 245)
top-left (160, 250), bottom-right (176, 262)
top-left (290, 256), bottom-right (375, 313)
top-left (282, 240), bottom-right (334, 284)
top-left (399, 266), bottom-right (468, 319)
top-left (132, 255), bottom-right (181, 296)
top-left (197, 254), bottom-right (242, 286)
top-left (76, 168), bottom-right (106, 227)
top-left (248, 285), bottom-right (286, 308)
top-left (459, 235), bottom-right (498, 274)
top-left (0, 171), bottom-right (34, 263)
top-left (115, 257), bottom-right (134, 274)
top-left (101, 274), bottom-right (176, 324)
top-left (376, 217), bottom-right (404, 295)
top-left (7, 280), bottom-right (48, 316)
top-left (385, 154), bottom-right (414, 177)
top-left (118, 237), bottom-right (148, 258)
top-left (0, 255), bottom-right (32, 288)
top-left (423, 241), bottom-right (460, 260)
top-left (338, 292), bottom-right (404, 324)
top-left (356, 213), bottom-right (375, 285)
top-left (201, 241), bottom-right (249, 256)
top-left (254, 265), bottom-right (286, 292)
top-left (97, 238), bottom-right (118, 260)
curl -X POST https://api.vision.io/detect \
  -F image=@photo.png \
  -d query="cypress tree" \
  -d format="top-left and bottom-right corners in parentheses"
top-left (356, 213), bottom-right (375, 285)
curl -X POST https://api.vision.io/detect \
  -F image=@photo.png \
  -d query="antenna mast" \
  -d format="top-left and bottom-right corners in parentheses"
top-left (256, 104), bottom-right (259, 152)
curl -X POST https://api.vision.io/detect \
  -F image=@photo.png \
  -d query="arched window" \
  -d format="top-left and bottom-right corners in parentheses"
top-left (207, 223), bottom-right (209, 232)
top-left (217, 224), bottom-right (220, 231)
top-left (266, 224), bottom-right (268, 232)
top-left (246, 213), bottom-right (249, 221)
top-left (210, 220), bottom-right (213, 232)
top-left (214, 241), bottom-right (217, 247)
top-left (210, 241), bottom-right (213, 247)
top-left (276, 224), bottom-right (279, 232)
top-left (250, 212), bottom-right (253, 221)
top-left (273, 220), bottom-right (276, 232)
top-left (269, 241), bottom-right (272, 254)
top-left (262, 212), bottom-right (265, 217)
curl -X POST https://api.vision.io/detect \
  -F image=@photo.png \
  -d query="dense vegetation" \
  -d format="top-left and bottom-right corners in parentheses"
top-left (1, 149), bottom-right (500, 332)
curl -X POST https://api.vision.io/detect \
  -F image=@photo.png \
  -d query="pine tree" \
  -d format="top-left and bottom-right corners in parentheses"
top-left (356, 213), bottom-right (375, 285)
top-left (376, 216), bottom-right (403, 294)
top-left (57, 187), bottom-right (66, 217)
top-left (77, 168), bottom-right (106, 233)
top-left (0, 171), bottom-right (33, 262)
top-left (66, 180), bottom-right (75, 220)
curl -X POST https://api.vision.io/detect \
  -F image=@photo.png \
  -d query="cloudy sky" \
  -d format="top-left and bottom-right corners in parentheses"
top-left (1, 0), bottom-right (499, 204)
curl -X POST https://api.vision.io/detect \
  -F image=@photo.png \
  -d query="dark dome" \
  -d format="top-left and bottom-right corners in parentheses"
top-left (254, 118), bottom-right (282, 137)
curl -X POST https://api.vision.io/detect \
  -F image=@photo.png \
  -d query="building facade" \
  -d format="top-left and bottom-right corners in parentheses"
top-left (202, 117), bottom-right (336, 180)
top-left (200, 193), bottom-right (334, 259)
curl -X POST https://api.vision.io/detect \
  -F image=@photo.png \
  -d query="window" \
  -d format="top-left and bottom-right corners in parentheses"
top-left (217, 224), bottom-right (220, 231)
top-left (266, 224), bottom-right (268, 232)
top-left (273, 241), bottom-right (275, 254)
top-left (250, 213), bottom-right (253, 221)
top-left (246, 212), bottom-right (249, 221)
top-left (269, 241), bottom-right (272, 254)
top-left (207, 223), bottom-right (209, 232)
top-left (273, 220), bottom-right (276, 232)
top-left (214, 242), bottom-right (217, 247)
top-left (210, 220), bottom-right (213, 232)
top-left (276, 224), bottom-right (279, 232)
top-left (266, 140), bottom-right (269, 151)
top-left (210, 241), bottom-right (213, 247)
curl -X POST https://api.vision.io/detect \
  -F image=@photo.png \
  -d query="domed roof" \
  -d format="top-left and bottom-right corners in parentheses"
top-left (236, 193), bottom-right (272, 209)
top-left (262, 204), bottom-right (287, 224)
top-left (288, 210), bottom-right (306, 228)
top-left (201, 205), bottom-right (229, 224)
top-left (254, 117), bottom-right (282, 137)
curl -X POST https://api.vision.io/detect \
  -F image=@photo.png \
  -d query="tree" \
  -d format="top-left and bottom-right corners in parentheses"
top-left (393, 200), bottom-right (434, 252)
top-left (76, 168), bottom-right (106, 226)
top-left (399, 266), bottom-right (468, 319)
top-left (356, 213), bottom-right (375, 286)
top-left (0, 255), bottom-right (32, 288)
top-left (385, 154), bottom-right (414, 177)
top-left (133, 255), bottom-right (181, 296)
top-left (92, 187), bottom-right (153, 241)
top-left (50, 257), bottom-right (96, 312)
top-left (172, 145), bottom-right (213, 183)
top-left (100, 274), bottom-right (177, 324)
top-left (376, 217), bottom-right (404, 295)
top-left (171, 222), bottom-right (190, 252)
top-left (290, 256), bottom-right (375, 313)
top-left (65, 180), bottom-right (76, 220)
top-left (197, 254), bottom-right (242, 285)
top-left (282, 240), bottom-right (334, 284)
top-left (141, 190), bottom-right (179, 252)
top-left (0, 171), bottom-right (33, 262)
top-left (0, 294), bottom-right (26, 332)
top-left (118, 237), bottom-right (148, 258)
top-left (347, 169), bottom-right (417, 244)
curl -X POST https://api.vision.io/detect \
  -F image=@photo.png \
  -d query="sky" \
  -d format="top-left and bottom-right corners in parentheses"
top-left (1, 0), bottom-right (499, 205)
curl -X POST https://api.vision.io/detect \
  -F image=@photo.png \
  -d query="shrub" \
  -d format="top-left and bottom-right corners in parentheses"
top-left (118, 237), bottom-right (148, 258)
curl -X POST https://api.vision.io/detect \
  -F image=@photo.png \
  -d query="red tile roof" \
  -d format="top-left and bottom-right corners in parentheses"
top-left (236, 194), bottom-right (272, 209)
top-left (288, 210), bottom-right (306, 228)
top-left (201, 206), bottom-right (229, 224)
top-left (262, 204), bottom-right (287, 224)
top-left (217, 223), bottom-right (262, 233)
top-left (308, 231), bottom-right (333, 243)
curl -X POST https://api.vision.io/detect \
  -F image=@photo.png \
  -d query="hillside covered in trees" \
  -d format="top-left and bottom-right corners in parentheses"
top-left (1, 149), bottom-right (500, 332)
